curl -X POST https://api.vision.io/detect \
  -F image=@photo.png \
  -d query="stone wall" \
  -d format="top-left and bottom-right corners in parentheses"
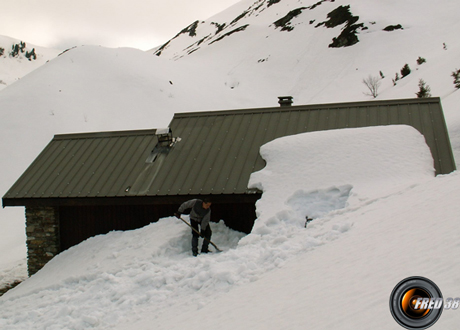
top-left (25, 206), bottom-right (60, 276)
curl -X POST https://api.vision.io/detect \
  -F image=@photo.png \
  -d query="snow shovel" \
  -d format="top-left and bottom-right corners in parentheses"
top-left (177, 216), bottom-right (222, 252)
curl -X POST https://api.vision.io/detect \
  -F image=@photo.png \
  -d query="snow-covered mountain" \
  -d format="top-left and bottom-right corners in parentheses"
top-left (153, 0), bottom-right (460, 106)
top-left (1, 0), bottom-right (460, 328)
top-left (154, 0), bottom-right (393, 58)
top-left (0, 36), bottom-right (60, 91)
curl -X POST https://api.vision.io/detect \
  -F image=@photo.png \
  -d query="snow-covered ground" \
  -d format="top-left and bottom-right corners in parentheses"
top-left (1, 0), bottom-right (460, 328)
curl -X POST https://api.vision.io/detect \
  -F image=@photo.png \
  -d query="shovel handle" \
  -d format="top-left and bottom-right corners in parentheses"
top-left (178, 216), bottom-right (222, 252)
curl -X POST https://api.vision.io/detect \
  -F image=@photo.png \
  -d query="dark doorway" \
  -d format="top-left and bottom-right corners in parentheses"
top-left (58, 198), bottom-right (259, 251)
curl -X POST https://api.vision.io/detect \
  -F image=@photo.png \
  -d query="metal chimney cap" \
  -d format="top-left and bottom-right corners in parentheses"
top-left (278, 96), bottom-right (293, 106)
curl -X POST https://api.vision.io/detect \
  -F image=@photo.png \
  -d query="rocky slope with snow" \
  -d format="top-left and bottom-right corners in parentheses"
top-left (153, 0), bottom-right (460, 105)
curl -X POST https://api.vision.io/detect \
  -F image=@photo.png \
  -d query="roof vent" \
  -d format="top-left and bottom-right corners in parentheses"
top-left (156, 127), bottom-right (173, 144)
top-left (278, 96), bottom-right (293, 107)
top-left (145, 128), bottom-right (181, 163)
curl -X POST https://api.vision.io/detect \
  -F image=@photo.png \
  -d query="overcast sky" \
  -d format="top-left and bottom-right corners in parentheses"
top-left (2, 0), bottom-right (241, 51)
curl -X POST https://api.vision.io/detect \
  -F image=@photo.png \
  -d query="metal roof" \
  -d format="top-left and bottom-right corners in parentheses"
top-left (3, 97), bottom-right (455, 205)
top-left (3, 129), bottom-right (159, 201)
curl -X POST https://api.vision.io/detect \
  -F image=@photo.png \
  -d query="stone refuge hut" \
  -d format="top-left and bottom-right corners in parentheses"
top-left (2, 97), bottom-right (456, 275)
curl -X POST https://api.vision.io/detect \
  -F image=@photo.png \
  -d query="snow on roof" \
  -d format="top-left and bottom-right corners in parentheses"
top-left (2, 97), bottom-right (454, 206)
top-left (249, 125), bottom-right (435, 235)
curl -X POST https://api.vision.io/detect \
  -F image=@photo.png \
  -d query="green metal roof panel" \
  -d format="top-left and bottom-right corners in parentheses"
top-left (2, 98), bottom-right (456, 205)
top-left (3, 129), bottom-right (158, 201)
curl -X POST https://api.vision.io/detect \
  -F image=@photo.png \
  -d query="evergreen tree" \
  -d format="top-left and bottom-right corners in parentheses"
top-left (10, 44), bottom-right (20, 57)
top-left (417, 57), bottom-right (426, 65)
top-left (452, 69), bottom-right (460, 89)
top-left (401, 64), bottom-right (411, 78)
top-left (25, 48), bottom-right (37, 61)
top-left (416, 79), bottom-right (432, 98)
top-left (19, 41), bottom-right (26, 53)
top-left (392, 73), bottom-right (400, 86)
top-left (10, 42), bottom-right (27, 57)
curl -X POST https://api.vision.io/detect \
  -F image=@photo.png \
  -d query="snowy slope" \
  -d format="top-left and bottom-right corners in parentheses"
top-left (0, 0), bottom-right (460, 328)
top-left (132, 171), bottom-right (460, 330)
top-left (0, 36), bottom-right (60, 91)
top-left (154, 0), bottom-right (460, 106)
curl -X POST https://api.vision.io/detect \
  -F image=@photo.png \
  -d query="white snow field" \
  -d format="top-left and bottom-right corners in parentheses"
top-left (1, 0), bottom-right (460, 328)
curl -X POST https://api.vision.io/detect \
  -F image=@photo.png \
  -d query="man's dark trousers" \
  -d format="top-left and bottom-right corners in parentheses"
top-left (191, 219), bottom-right (212, 254)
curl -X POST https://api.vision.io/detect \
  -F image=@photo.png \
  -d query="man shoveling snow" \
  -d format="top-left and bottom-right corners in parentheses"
top-left (175, 198), bottom-right (213, 256)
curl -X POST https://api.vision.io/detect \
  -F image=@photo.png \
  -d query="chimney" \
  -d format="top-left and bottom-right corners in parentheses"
top-left (278, 96), bottom-right (293, 107)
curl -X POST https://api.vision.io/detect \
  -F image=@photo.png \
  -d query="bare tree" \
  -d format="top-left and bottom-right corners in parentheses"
top-left (362, 75), bottom-right (381, 98)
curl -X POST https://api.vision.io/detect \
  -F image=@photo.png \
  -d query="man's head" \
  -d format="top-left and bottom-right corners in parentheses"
top-left (202, 198), bottom-right (212, 209)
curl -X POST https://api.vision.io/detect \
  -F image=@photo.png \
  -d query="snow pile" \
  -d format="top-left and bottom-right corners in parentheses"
top-left (144, 171), bottom-right (460, 330)
top-left (249, 125), bottom-right (435, 234)
top-left (0, 208), bottom-right (28, 288)
top-left (0, 219), bottom-right (245, 329)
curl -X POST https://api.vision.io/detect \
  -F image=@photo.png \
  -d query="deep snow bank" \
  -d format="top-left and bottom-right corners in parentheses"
top-left (138, 171), bottom-right (460, 330)
top-left (248, 125), bottom-right (435, 235)
top-left (0, 219), bottom-right (246, 329)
